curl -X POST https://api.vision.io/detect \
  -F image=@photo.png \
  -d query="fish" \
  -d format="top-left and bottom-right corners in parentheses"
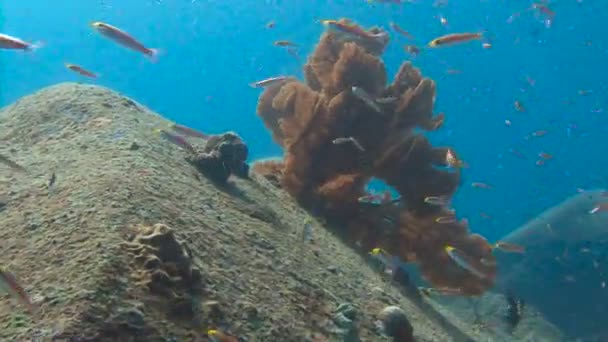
top-left (273, 40), bottom-right (298, 47)
top-left (589, 202), bottom-right (608, 214)
top-left (376, 96), bottom-right (398, 104)
top-left (0, 267), bottom-right (36, 315)
top-left (207, 329), bottom-right (240, 342)
top-left (0, 154), bottom-right (26, 173)
top-left (249, 76), bottom-right (289, 89)
top-left (471, 182), bottom-right (492, 189)
top-left (445, 149), bottom-right (468, 168)
top-left (153, 129), bottom-right (196, 153)
top-left (404, 45), bottom-right (421, 57)
top-left (320, 19), bottom-right (388, 43)
top-left (419, 286), bottom-right (464, 297)
top-left (494, 241), bottom-right (526, 254)
top-left (0, 33), bottom-right (42, 51)
top-left (514, 100), bottom-right (525, 112)
top-left (424, 196), bottom-right (449, 206)
top-left (505, 291), bottom-right (525, 332)
top-left (358, 190), bottom-right (395, 205)
top-left (265, 21), bottom-right (275, 29)
top-left (332, 136), bottom-right (366, 152)
top-left (302, 219), bottom-right (313, 243)
top-left (351, 86), bottom-right (382, 113)
top-left (445, 245), bottom-right (487, 279)
top-left (428, 32), bottom-right (483, 48)
top-left (169, 123), bottom-right (209, 139)
top-left (65, 63), bottom-right (98, 78)
top-left (435, 216), bottom-right (457, 224)
top-left (90, 22), bottom-right (161, 61)
top-left (389, 22), bottom-right (414, 40)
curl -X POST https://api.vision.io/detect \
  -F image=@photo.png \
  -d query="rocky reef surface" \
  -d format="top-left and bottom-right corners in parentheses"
top-left (0, 83), bottom-right (562, 341)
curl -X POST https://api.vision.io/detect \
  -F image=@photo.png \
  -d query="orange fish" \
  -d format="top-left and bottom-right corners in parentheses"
top-left (65, 63), bottom-right (98, 78)
top-left (428, 32), bottom-right (483, 47)
top-left (538, 151), bottom-right (553, 160)
top-left (494, 241), bottom-right (525, 253)
top-left (320, 19), bottom-right (388, 43)
top-left (90, 22), bottom-right (161, 61)
top-left (0, 267), bottom-right (36, 315)
top-left (0, 33), bottom-right (42, 51)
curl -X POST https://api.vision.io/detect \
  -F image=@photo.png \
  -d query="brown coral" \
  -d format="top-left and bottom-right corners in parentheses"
top-left (255, 19), bottom-right (496, 294)
top-left (123, 223), bottom-right (203, 318)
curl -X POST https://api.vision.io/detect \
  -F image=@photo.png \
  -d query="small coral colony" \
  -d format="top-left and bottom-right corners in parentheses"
top-left (1, 10), bottom-right (533, 329)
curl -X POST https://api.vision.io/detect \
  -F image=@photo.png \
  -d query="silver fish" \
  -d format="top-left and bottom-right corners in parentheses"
top-left (249, 76), bottom-right (289, 88)
top-left (352, 86), bottom-right (382, 113)
top-left (332, 137), bottom-right (366, 152)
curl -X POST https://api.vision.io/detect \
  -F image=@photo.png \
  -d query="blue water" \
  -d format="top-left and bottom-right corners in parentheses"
top-left (1, 1), bottom-right (607, 243)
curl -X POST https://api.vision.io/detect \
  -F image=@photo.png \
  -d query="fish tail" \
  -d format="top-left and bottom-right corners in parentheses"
top-left (27, 41), bottom-right (44, 52)
top-left (146, 48), bottom-right (163, 62)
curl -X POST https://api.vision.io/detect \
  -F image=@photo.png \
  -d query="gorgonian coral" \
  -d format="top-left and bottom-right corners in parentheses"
top-left (255, 19), bottom-right (496, 294)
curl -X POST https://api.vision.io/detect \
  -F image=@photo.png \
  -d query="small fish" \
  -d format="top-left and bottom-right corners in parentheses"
top-left (482, 42), bottom-right (492, 49)
top-left (65, 63), bottom-right (98, 78)
top-left (0, 33), bottom-right (42, 51)
top-left (428, 32), bottom-right (483, 48)
top-left (538, 151), bottom-right (553, 160)
top-left (153, 129), bottom-right (196, 153)
top-left (514, 100), bottom-right (525, 112)
top-left (320, 19), bottom-right (388, 43)
top-left (90, 22), bottom-right (161, 61)
top-left (273, 40), bottom-right (298, 47)
top-left (207, 329), bottom-right (240, 342)
top-left (358, 190), bottom-right (393, 205)
top-left (531, 130), bottom-right (548, 137)
top-left (266, 21), bottom-right (276, 29)
top-left (419, 286), bottom-right (463, 297)
top-left (445, 245), bottom-right (487, 279)
top-left (351, 86), bottom-right (382, 113)
top-left (504, 119), bottom-right (512, 126)
top-left (435, 216), bottom-right (457, 224)
top-left (589, 202), bottom-right (608, 214)
top-left (376, 96), bottom-right (398, 104)
top-left (389, 22), bottom-right (415, 40)
top-left (445, 149), bottom-right (468, 168)
top-left (505, 292), bottom-right (525, 332)
top-left (424, 196), bottom-right (449, 206)
top-left (302, 219), bottom-right (313, 243)
top-left (332, 136), bottom-right (366, 152)
top-left (404, 45), bottom-right (421, 57)
top-left (471, 182), bottom-right (492, 189)
top-left (249, 76), bottom-right (289, 89)
top-left (169, 123), bottom-right (209, 139)
top-left (0, 154), bottom-right (26, 173)
top-left (0, 267), bottom-right (36, 315)
top-left (494, 241), bottom-right (525, 254)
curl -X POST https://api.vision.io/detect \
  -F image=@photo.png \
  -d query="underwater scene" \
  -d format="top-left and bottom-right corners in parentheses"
top-left (1, 0), bottom-right (607, 341)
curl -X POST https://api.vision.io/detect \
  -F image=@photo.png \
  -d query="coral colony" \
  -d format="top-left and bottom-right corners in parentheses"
top-left (253, 19), bottom-right (496, 295)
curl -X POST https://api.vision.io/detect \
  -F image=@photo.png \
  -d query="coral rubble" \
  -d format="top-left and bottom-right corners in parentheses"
top-left (255, 19), bottom-right (496, 294)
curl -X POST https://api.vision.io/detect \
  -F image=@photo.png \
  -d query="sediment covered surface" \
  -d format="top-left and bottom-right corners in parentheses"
top-left (0, 83), bottom-right (561, 341)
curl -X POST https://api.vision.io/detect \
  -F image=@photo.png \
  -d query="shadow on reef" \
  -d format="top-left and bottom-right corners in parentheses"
top-left (253, 18), bottom-right (496, 295)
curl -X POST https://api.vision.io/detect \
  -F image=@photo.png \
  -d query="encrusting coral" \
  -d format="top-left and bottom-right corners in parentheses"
top-left (122, 223), bottom-right (203, 319)
top-left (255, 19), bottom-right (496, 294)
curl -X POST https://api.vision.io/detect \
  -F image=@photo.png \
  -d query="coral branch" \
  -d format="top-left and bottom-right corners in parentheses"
top-left (255, 19), bottom-right (496, 294)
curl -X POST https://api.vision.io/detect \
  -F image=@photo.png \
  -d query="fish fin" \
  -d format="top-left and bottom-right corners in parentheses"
top-left (146, 48), bottom-right (163, 62)
top-left (27, 41), bottom-right (44, 52)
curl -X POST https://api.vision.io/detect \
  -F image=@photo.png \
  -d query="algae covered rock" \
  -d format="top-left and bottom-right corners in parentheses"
top-left (189, 131), bottom-right (250, 183)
